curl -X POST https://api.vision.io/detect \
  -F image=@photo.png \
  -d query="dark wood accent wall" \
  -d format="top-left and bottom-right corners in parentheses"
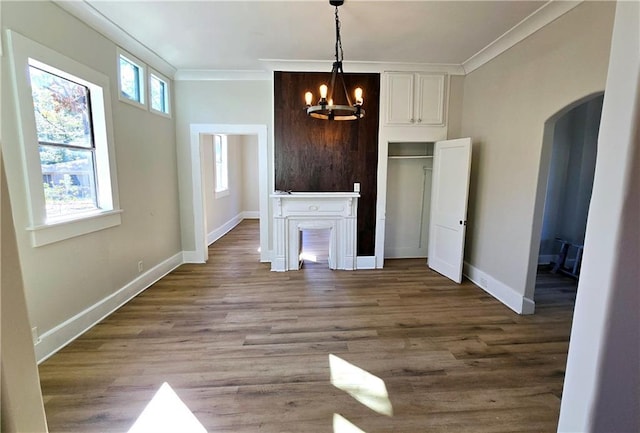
top-left (274, 71), bottom-right (380, 256)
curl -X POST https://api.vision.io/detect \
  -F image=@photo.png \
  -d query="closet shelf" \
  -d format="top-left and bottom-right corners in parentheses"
top-left (388, 155), bottom-right (433, 159)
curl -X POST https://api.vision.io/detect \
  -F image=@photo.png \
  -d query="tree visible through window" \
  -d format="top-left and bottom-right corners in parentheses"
top-left (119, 53), bottom-right (144, 105)
top-left (29, 65), bottom-right (99, 220)
top-left (150, 73), bottom-right (169, 114)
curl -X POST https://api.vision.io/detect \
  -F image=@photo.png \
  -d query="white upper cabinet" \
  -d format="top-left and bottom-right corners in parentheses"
top-left (385, 72), bottom-right (447, 126)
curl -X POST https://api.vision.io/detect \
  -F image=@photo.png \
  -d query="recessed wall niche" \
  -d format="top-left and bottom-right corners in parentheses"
top-left (274, 71), bottom-right (380, 256)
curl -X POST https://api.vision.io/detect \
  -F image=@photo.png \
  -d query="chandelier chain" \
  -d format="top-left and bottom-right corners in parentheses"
top-left (335, 6), bottom-right (344, 63)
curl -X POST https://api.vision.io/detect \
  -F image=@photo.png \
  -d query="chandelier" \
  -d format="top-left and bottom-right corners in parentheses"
top-left (304, 0), bottom-right (364, 121)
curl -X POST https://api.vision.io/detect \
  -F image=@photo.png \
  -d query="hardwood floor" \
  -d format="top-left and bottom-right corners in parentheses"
top-left (38, 220), bottom-right (577, 433)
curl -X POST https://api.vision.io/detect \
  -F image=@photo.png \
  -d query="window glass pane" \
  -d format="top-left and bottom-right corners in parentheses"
top-left (119, 56), bottom-right (141, 102)
top-left (150, 75), bottom-right (167, 113)
top-left (40, 145), bottom-right (98, 219)
top-left (29, 66), bottom-right (93, 148)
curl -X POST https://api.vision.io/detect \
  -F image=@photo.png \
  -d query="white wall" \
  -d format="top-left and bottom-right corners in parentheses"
top-left (173, 80), bottom-right (272, 253)
top-left (558, 1), bottom-right (640, 430)
top-left (458, 2), bottom-right (615, 308)
top-left (1, 1), bottom-right (182, 360)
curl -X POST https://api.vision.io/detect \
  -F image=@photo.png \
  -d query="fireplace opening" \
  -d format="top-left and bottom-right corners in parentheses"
top-left (299, 228), bottom-right (331, 268)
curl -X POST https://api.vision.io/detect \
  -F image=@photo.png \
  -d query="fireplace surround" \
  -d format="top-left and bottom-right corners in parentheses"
top-left (271, 192), bottom-right (359, 271)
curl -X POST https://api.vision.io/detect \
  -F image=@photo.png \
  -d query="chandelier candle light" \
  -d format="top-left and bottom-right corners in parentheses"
top-left (304, 0), bottom-right (365, 121)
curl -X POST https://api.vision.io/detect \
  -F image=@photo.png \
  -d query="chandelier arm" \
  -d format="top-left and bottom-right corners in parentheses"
top-left (338, 62), bottom-right (353, 107)
top-left (328, 62), bottom-right (339, 104)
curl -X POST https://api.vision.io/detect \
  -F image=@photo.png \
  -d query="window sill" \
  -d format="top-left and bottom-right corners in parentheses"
top-left (215, 189), bottom-right (230, 199)
top-left (27, 209), bottom-right (123, 247)
top-left (118, 93), bottom-right (147, 111)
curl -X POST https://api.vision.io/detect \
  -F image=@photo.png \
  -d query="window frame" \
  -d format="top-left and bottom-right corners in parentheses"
top-left (117, 48), bottom-right (146, 110)
top-left (149, 69), bottom-right (171, 118)
top-left (7, 30), bottom-right (122, 247)
top-left (213, 134), bottom-right (229, 198)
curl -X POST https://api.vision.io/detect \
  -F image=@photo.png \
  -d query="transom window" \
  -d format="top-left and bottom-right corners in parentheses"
top-left (118, 51), bottom-right (145, 107)
top-left (150, 72), bottom-right (170, 115)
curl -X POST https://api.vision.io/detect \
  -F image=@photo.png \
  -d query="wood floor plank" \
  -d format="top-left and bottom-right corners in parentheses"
top-left (38, 220), bottom-right (577, 432)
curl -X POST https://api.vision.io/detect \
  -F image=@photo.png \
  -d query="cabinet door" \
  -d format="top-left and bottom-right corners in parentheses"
top-left (416, 73), bottom-right (446, 125)
top-left (386, 73), bottom-right (414, 124)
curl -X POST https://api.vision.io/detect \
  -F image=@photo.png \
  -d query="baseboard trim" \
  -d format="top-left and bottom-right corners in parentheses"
top-left (35, 252), bottom-right (184, 363)
top-left (241, 211), bottom-right (259, 219)
top-left (207, 214), bottom-right (244, 245)
top-left (357, 256), bottom-right (376, 270)
top-left (182, 250), bottom-right (204, 264)
top-left (463, 261), bottom-right (535, 315)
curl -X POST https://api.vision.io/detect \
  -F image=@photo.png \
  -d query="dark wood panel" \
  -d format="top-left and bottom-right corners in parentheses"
top-left (39, 221), bottom-right (577, 433)
top-left (274, 71), bottom-right (380, 256)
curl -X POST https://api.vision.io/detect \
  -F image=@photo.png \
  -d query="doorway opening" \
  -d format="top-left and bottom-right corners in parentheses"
top-left (188, 124), bottom-right (269, 264)
top-left (531, 93), bottom-right (604, 301)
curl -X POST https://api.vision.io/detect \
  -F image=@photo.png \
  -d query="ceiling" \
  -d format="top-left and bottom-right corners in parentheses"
top-left (82, 0), bottom-right (553, 73)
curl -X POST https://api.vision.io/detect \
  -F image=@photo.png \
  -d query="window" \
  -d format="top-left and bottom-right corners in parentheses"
top-left (149, 71), bottom-right (170, 116)
top-left (8, 31), bottom-right (121, 246)
top-left (213, 135), bottom-right (229, 197)
top-left (118, 49), bottom-right (145, 108)
top-left (30, 65), bottom-right (99, 220)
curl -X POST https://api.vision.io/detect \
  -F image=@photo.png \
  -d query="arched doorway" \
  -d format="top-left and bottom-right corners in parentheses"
top-left (528, 93), bottom-right (604, 301)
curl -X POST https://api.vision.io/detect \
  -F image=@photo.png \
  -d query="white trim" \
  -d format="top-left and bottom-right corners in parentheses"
top-left (260, 59), bottom-right (466, 76)
top-left (463, 261), bottom-right (535, 315)
top-left (189, 124), bottom-right (270, 264)
top-left (462, 1), bottom-right (583, 74)
top-left (242, 211), bottom-right (260, 219)
top-left (356, 256), bottom-right (376, 270)
top-left (207, 213), bottom-right (243, 246)
top-left (52, 0), bottom-right (176, 78)
top-left (28, 210), bottom-right (122, 247)
top-left (35, 252), bottom-right (183, 363)
top-left (182, 250), bottom-right (203, 264)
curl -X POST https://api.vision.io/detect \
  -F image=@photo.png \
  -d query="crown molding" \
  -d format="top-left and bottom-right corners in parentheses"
top-left (260, 59), bottom-right (466, 75)
top-left (462, 0), bottom-right (583, 74)
top-left (52, 0), bottom-right (176, 79)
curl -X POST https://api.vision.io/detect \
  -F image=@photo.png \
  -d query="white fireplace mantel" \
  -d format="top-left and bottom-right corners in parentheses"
top-left (271, 192), bottom-right (359, 272)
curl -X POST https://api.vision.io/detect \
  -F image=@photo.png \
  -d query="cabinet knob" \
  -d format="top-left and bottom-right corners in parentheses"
top-left (417, 119), bottom-right (422, 123)
top-left (410, 118), bottom-right (415, 123)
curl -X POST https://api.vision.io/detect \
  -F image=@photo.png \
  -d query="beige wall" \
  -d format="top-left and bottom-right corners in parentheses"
top-left (203, 135), bottom-right (247, 237)
top-left (1, 1), bottom-right (181, 357)
top-left (459, 2), bottom-right (615, 301)
top-left (1, 156), bottom-right (48, 433)
top-left (241, 135), bottom-right (260, 214)
top-left (174, 80), bottom-right (272, 253)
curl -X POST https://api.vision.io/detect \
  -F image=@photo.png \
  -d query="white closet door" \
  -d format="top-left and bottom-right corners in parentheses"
top-left (428, 138), bottom-right (472, 283)
top-left (385, 158), bottom-right (432, 258)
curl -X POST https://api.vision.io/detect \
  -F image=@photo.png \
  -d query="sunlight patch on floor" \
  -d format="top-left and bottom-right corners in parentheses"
top-left (329, 354), bottom-right (394, 417)
top-left (333, 413), bottom-right (366, 433)
top-left (128, 382), bottom-right (207, 433)
top-left (300, 251), bottom-right (319, 262)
